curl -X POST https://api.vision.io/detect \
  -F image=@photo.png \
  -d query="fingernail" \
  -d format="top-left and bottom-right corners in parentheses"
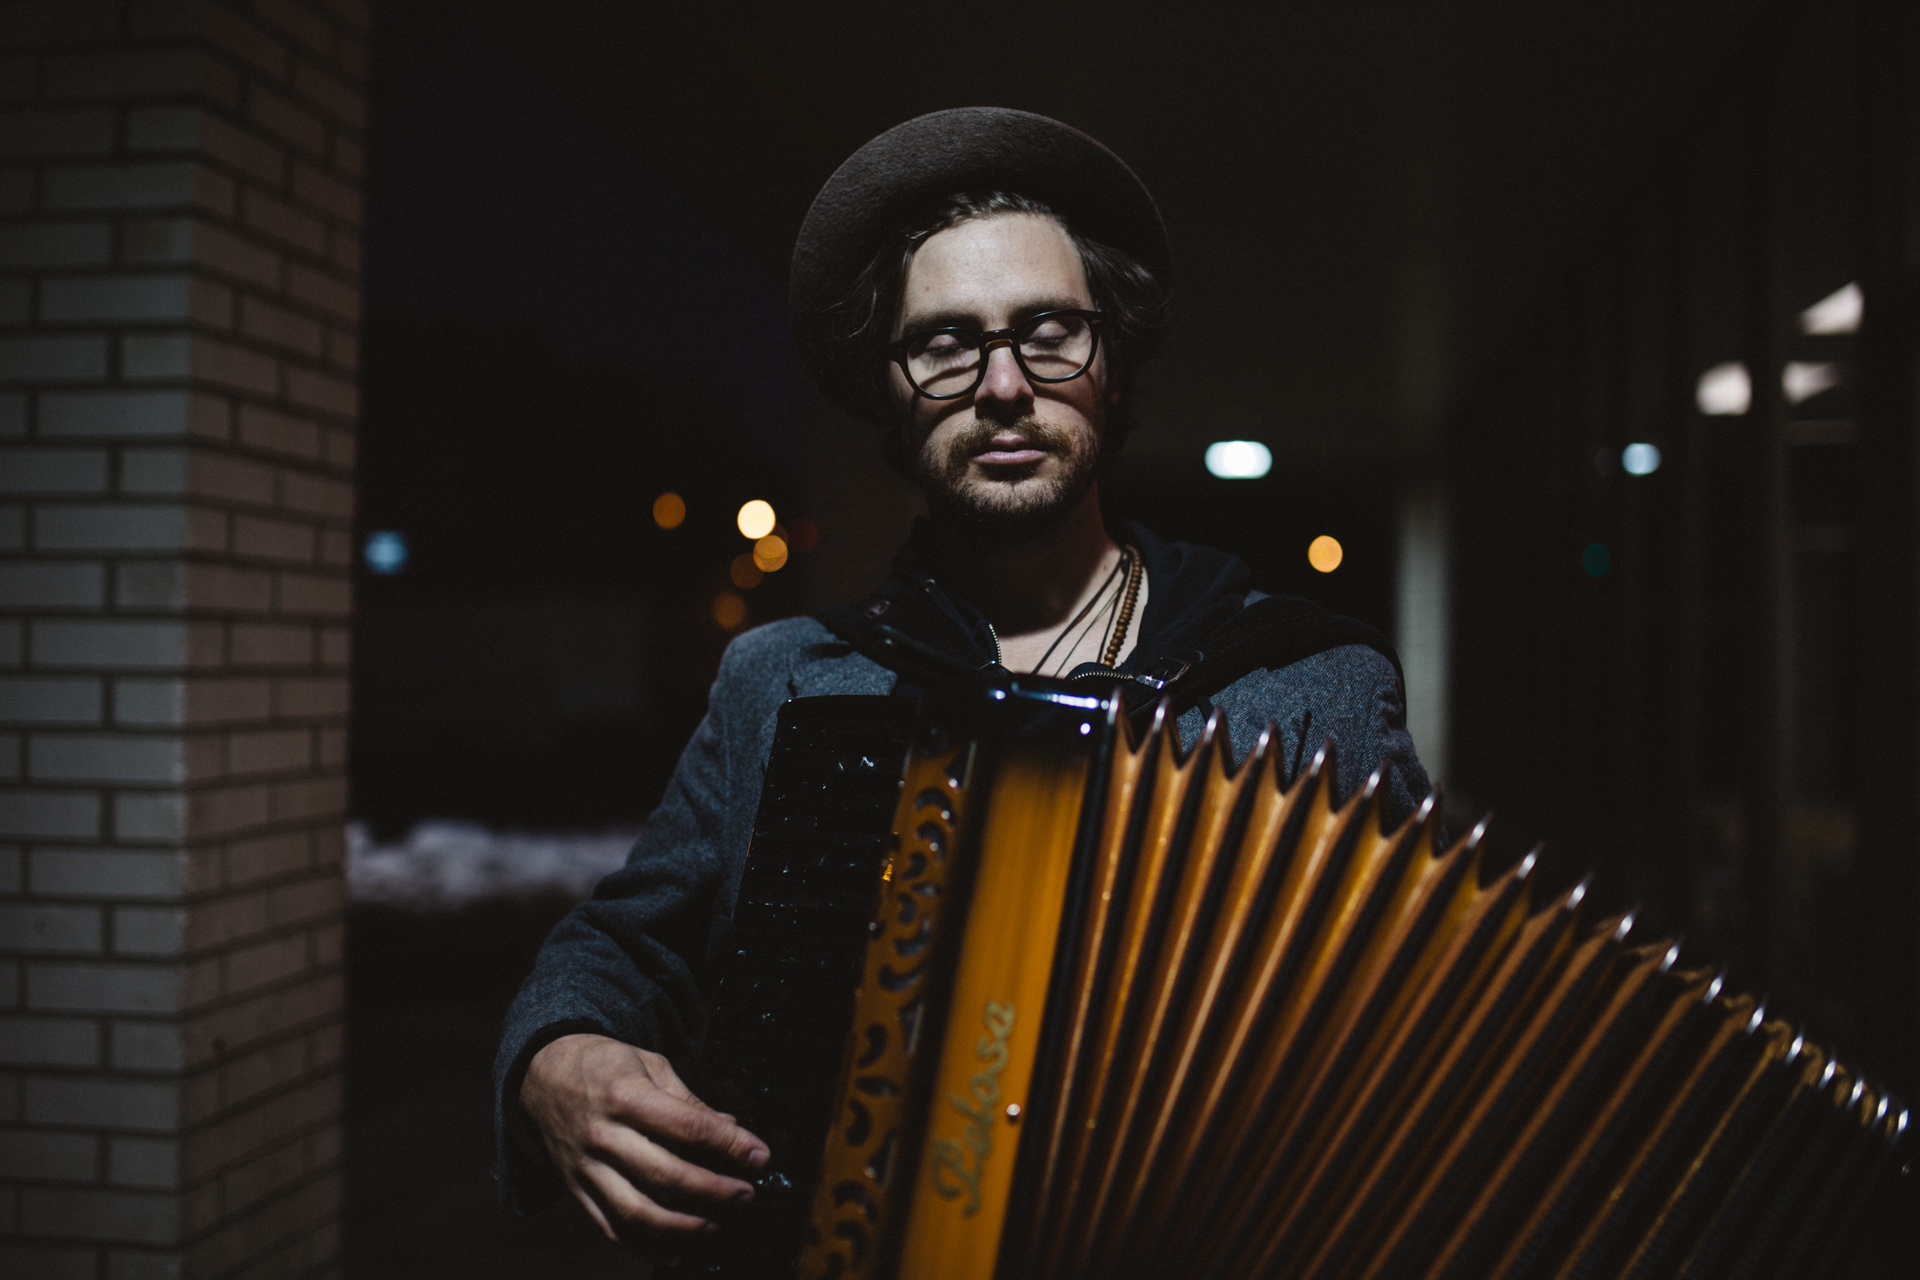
top-left (748, 1146), bottom-right (769, 1169)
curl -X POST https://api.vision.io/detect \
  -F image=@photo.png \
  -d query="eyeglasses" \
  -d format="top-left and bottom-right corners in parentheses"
top-left (883, 309), bottom-right (1105, 400)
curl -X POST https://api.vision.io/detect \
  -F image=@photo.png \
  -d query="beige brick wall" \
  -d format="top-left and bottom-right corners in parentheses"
top-left (0, 2), bottom-right (364, 1276)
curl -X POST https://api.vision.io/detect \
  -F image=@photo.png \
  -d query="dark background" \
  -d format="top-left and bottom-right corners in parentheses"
top-left (341, 1), bottom-right (1918, 1275)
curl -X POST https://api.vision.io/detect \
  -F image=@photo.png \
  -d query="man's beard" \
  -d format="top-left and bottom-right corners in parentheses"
top-left (915, 415), bottom-right (1101, 540)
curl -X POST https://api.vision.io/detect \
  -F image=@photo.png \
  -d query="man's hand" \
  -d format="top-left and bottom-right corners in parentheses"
top-left (521, 1032), bottom-right (770, 1259)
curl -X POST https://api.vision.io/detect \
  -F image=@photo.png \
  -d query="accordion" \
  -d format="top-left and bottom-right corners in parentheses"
top-left (691, 678), bottom-right (1906, 1280)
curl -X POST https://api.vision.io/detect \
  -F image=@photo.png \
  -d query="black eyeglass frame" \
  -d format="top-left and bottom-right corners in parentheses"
top-left (881, 309), bottom-right (1106, 400)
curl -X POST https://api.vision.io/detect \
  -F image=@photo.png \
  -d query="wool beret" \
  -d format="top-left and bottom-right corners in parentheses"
top-left (790, 106), bottom-right (1171, 420)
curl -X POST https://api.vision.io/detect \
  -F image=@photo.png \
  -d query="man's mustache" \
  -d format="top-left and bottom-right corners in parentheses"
top-left (944, 417), bottom-right (1075, 458)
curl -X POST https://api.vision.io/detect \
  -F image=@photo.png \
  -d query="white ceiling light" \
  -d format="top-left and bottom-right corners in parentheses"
top-left (1784, 361), bottom-right (1841, 404)
top-left (1696, 362), bottom-right (1751, 415)
top-left (1205, 440), bottom-right (1273, 479)
top-left (1799, 282), bottom-right (1861, 335)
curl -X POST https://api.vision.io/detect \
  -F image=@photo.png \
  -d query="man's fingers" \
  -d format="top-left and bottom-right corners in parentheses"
top-left (607, 1083), bottom-right (770, 1169)
top-left (582, 1117), bottom-right (755, 1212)
top-left (564, 1173), bottom-right (621, 1244)
top-left (611, 1127), bottom-right (760, 1210)
top-left (578, 1153), bottom-right (718, 1240)
top-left (631, 1054), bottom-right (771, 1169)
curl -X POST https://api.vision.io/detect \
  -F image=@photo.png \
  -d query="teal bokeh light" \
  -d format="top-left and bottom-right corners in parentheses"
top-left (1582, 542), bottom-right (1611, 577)
top-left (365, 530), bottom-right (410, 575)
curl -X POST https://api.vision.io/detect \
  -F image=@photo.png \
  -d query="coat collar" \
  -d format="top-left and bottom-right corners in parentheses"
top-left (841, 518), bottom-right (1254, 676)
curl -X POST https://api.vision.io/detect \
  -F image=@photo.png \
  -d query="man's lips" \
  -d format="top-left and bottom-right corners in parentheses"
top-left (971, 438), bottom-right (1048, 466)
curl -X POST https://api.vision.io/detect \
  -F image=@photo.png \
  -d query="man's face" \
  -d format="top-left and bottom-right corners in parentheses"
top-left (890, 213), bottom-right (1111, 532)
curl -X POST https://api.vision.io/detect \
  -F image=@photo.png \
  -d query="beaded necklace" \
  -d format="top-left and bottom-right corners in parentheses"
top-left (1033, 545), bottom-right (1143, 676)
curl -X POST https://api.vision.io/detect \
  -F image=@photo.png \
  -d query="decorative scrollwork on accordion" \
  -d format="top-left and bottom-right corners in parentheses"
top-left (803, 739), bottom-right (974, 1276)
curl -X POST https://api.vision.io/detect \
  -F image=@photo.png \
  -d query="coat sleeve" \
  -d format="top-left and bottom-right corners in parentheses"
top-left (1180, 643), bottom-right (1436, 831)
top-left (491, 637), bottom-right (749, 1213)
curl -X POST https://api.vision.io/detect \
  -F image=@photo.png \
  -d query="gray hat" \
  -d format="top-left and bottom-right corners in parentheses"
top-left (790, 106), bottom-right (1171, 419)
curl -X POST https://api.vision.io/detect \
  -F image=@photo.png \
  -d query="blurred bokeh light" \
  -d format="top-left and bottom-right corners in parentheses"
top-left (1204, 440), bottom-right (1274, 479)
top-left (738, 499), bottom-right (776, 539)
top-left (754, 534), bottom-right (789, 572)
top-left (730, 554), bottom-right (764, 589)
top-left (711, 590), bottom-right (748, 629)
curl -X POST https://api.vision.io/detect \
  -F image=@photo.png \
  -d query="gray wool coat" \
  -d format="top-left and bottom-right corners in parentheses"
top-left (492, 529), bottom-right (1432, 1210)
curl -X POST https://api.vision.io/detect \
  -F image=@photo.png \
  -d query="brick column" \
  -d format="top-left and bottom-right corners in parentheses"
top-left (0, 3), bottom-right (365, 1276)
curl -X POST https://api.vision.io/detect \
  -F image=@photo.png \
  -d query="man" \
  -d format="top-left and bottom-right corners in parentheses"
top-left (494, 107), bottom-right (1431, 1261)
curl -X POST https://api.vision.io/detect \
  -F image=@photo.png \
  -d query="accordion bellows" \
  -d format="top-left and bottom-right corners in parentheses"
top-left (788, 685), bottom-right (1904, 1280)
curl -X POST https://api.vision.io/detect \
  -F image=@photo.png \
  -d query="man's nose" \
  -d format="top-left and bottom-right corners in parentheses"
top-left (973, 340), bottom-right (1033, 414)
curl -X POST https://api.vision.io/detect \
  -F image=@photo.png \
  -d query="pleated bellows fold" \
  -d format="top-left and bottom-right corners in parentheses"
top-left (999, 709), bottom-right (1905, 1280)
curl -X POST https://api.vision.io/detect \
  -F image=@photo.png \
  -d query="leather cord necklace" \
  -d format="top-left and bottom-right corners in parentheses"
top-left (1035, 545), bottom-right (1142, 676)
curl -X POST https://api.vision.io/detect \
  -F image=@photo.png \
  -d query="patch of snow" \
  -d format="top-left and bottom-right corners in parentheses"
top-left (346, 821), bottom-right (639, 910)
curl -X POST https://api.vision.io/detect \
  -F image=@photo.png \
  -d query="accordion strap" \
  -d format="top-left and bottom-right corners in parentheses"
top-left (814, 591), bottom-right (1401, 726)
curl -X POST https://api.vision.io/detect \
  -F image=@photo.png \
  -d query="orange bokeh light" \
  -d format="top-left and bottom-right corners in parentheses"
top-left (1308, 535), bottom-right (1344, 573)
top-left (652, 492), bottom-right (685, 529)
top-left (730, 554), bottom-right (764, 589)
top-left (711, 590), bottom-right (747, 630)
top-left (753, 535), bottom-right (788, 572)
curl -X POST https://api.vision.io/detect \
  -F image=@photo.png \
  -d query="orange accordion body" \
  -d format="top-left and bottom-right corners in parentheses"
top-left (785, 679), bottom-right (1904, 1280)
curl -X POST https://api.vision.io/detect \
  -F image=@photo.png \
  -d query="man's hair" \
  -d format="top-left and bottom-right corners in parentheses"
top-left (821, 190), bottom-right (1171, 475)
